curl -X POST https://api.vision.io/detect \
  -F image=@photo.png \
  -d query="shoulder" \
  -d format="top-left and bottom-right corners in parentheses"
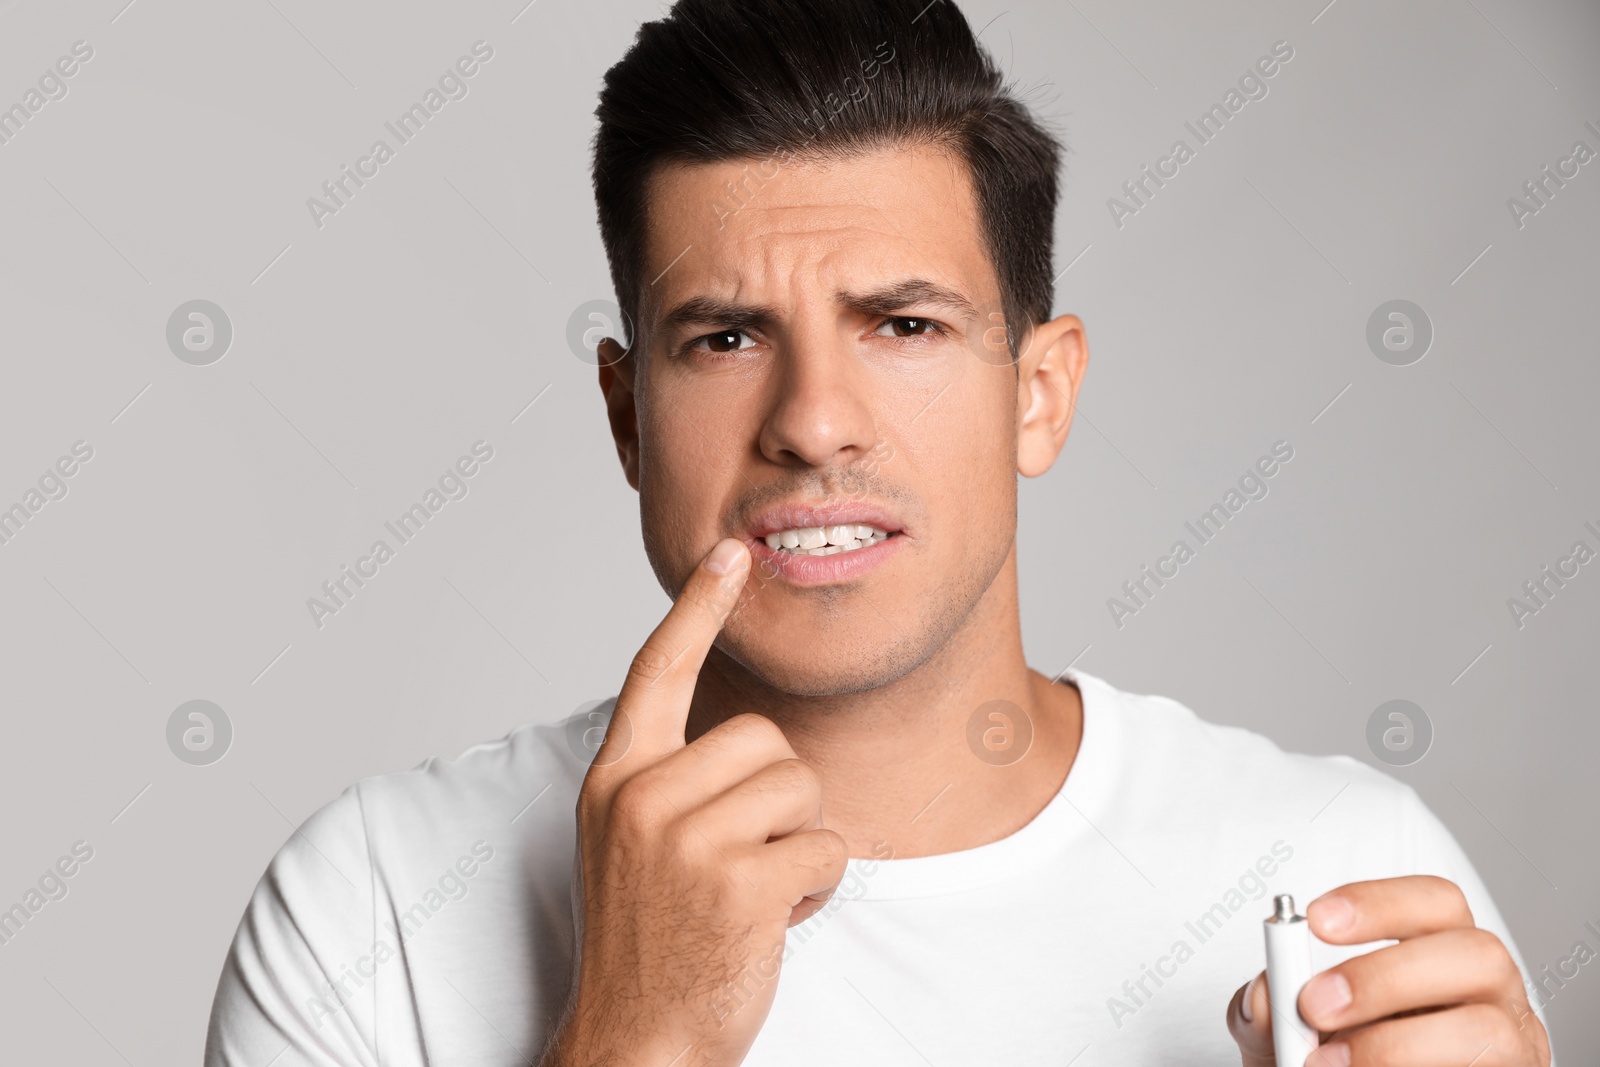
top-left (1070, 670), bottom-right (1514, 917)
top-left (1073, 668), bottom-right (1411, 814)
top-left (1065, 671), bottom-right (1526, 954)
top-left (348, 706), bottom-right (599, 835)
top-left (208, 703), bottom-right (613, 1063)
top-left (258, 698), bottom-right (614, 899)
top-left (1067, 669), bottom-right (1460, 884)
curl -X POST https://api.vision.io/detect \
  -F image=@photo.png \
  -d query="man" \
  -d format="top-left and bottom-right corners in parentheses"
top-left (205, 1), bottom-right (1553, 1064)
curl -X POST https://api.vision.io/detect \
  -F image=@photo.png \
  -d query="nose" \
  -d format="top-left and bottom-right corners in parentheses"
top-left (757, 327), bottom-right (880, 471)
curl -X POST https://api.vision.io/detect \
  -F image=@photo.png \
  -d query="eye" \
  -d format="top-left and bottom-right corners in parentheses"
top-left (874, 316), bottom-right (947, 339)
top-left (689, 329), bottom-right (758, 355)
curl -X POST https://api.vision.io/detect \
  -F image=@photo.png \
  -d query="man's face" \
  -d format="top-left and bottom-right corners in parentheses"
top-left (608, 143), bottom-right (1050, 696)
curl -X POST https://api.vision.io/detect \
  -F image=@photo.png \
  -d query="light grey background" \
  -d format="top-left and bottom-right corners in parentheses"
top-left (1, 0), bottom-right (1595, 1061)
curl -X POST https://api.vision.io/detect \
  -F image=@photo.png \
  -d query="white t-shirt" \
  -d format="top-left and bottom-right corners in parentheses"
top-left (204, 669), bottom-right (1545, 1066)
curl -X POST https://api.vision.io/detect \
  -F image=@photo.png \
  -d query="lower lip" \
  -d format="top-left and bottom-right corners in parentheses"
top-left (746, 532), bottom-right (908, 586)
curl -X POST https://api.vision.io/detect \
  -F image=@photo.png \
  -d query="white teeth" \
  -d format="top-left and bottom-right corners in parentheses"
top-left (763, 524), bottom-right (891, 556)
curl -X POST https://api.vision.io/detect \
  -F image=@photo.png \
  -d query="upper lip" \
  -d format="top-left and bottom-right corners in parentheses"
top-left (745, 500), bottom-right (906, 540)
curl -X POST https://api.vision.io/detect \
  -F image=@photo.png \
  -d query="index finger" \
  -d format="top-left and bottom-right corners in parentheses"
top-left (1307, 875), bottom-right (1474, 944)
top-left (589, 536), bottom-right (751, 776)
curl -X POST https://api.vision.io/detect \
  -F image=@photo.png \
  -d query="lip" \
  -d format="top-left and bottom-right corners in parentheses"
top-left (745, 501), bottom-right (906, 540)
top-left (745, 528), bottom-right (908, 587)
top-left (742, 499), bottom-right (909, 588)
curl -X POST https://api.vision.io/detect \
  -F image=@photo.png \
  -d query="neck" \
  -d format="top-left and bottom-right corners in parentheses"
top-left (686, 545), bottom-right (1083, 859)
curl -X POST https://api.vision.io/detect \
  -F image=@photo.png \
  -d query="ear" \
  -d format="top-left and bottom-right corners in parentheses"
top-left (596, 337), bottom-right (641, 490)
top-left (1015, 313), bottom-right (1088, 479)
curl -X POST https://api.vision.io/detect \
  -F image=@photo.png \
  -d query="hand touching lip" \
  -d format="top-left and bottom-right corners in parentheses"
top-left (551, 538), bottom-right (849, 1067)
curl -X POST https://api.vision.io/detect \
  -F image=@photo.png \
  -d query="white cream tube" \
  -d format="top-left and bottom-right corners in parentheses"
top-left (1264, 893), bottom-right (1319, 1066)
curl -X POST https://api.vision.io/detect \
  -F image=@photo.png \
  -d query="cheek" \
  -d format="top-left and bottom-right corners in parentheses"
top-left (636, 395), bottom-right (741, 558)
top-left (908, 400), bottom-right (1015, 510)
top-left (638, 389), bottom-right (705, 492)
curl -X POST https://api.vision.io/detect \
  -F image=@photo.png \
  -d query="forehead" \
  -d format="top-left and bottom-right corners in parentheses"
top-left (640, 143), bottom-right (997, 323)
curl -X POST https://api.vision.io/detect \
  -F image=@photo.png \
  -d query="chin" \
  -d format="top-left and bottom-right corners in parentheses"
top-left (715, 617), bottom-right (935, 698)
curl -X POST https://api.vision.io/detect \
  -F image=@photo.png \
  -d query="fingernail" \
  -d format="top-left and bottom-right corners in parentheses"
top-left (1312, 1041), bottom-right (1350, 1067)
top-left (1239, 976), bottom-right (1257, 1022)
top-left (1300, 972), bottom-right (1351, 1023)
top-left (1311, 894), bottom-right (1354, 935)
top-left (706, 538), bottom-right (746, 575)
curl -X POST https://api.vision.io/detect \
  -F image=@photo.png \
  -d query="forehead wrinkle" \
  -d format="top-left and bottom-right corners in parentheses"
top-left (723, 221), bottom-right (961, 307)
top-left (646, 156), bottom-right (992, 339)
top-left (731, 213), bottom-right (907, 258)
top-left (728, 199), bottom-right (987, 317)
top-left (663, 235), bottom-right (849, 324)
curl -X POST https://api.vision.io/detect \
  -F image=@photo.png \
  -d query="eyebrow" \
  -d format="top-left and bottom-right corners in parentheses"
top-left (656, 279), bottom-right (980, 338)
